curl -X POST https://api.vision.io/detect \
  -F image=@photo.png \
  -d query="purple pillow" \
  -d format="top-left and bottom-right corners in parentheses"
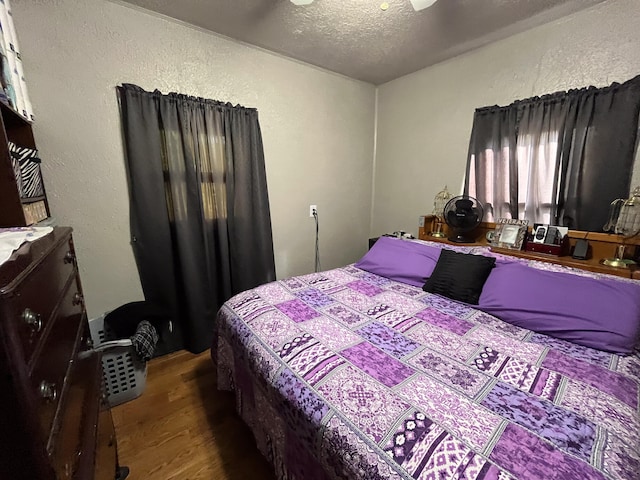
top-left (478, 261), bottom-right (640, 354)
top-left (355, 237), bottom-right (441, 287)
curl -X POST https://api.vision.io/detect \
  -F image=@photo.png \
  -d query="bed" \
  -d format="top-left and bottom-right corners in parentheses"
top-left (212, 238), bottom-right (640, 480)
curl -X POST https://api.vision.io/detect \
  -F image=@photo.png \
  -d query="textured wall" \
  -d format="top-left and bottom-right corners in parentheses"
top-left (11, 0), bottom-right (375, 319)
top-left (373, 0), bottom-right (640, 236)
top-left (116, 0), bottom-right (604, 84)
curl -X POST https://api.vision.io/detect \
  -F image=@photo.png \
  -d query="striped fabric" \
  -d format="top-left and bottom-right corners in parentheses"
top-left (130, 320), bottom-right (159, 362)
top-left (9, 141), bottom-right (43, 198)
top-left (10, 152), bottom-right (21, 196)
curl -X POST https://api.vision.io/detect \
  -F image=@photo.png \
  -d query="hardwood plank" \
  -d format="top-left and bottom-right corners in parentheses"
top-left (112, 351), bottom-right (275, 480)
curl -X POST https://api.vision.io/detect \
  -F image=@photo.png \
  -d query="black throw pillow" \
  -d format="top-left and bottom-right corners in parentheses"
top-left (422, 249), bottom-right (496, 304)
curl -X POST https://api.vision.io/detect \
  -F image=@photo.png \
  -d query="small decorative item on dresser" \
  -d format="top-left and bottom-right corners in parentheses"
top-left (603, 187), bottom-right (640, 268)
top-left (22, 200), bottom-right (48, 225)
top-left (430, 186), bottom-right (452, 237)
top-left (491, 218), bottom-right (529, 250)
top-left (485, 230), bottom-right (496, 243)
top-left (524, 225), bottom-right (570, 256)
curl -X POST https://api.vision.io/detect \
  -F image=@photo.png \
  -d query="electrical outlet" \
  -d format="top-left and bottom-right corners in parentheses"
top-left (309, 205), bottom-right (317, 217)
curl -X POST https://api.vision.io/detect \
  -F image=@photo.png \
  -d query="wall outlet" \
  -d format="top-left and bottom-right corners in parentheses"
top-left (309, 205), bottom-right (317, 217)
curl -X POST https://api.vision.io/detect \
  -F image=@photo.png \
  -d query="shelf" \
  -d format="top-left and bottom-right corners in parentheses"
top-left (21, 195), bottom-right (46, 205)
top-left (0, 101), bottom-right (31, 129)
top-left (0, 101), bottom-right (43, 227)
top-left (489, 246), bottom-right (638, 278)
top-left (417, 221), bottom-right (639, 279)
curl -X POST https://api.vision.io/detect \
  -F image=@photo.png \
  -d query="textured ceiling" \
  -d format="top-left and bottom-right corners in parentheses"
top-left (118, 0), bottom-right (605, 84)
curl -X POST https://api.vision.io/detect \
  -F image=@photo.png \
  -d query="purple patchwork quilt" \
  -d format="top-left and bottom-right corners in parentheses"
top-left (214, 265), bottom-right (640, 480)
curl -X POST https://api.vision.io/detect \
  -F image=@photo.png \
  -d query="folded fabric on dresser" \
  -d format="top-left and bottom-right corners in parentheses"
top-left (0, 226), bottom-right (53, 265)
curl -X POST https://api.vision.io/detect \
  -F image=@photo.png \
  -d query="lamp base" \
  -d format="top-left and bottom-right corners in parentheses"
top-left (430, 220), bottom-right (446, 238)
top-left (601, 258), bottom-right (637, 268)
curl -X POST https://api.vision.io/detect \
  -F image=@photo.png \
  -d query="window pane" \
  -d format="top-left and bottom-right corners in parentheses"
top-left (467, 128), bottom-right (559, 225)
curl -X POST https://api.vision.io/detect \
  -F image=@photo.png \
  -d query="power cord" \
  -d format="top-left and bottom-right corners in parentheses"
top-left (313, 208), bottom-right (321, 272)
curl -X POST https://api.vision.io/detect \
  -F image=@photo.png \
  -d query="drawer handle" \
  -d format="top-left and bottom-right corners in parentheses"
top-left (39, 380), bottom-right (58, 402)
top-left (72, 292), bottom-right (84, 306)
top-left (22, 308), bottom-right (42, 333)
top-left (63, 251), bottom-right (76, 264)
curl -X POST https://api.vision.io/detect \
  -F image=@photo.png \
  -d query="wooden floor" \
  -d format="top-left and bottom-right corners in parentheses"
top-left (111, 350), bottom-right (276, 480)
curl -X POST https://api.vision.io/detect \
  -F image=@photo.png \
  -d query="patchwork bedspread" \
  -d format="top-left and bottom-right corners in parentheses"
top-left (214, 265), bottom-right (640, 480)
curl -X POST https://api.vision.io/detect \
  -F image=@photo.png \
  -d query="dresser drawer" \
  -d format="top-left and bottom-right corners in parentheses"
top-left (10, 237), bottom-right (77, 364)
top-left (51, 351), bottom-right (102, 480)
top-left (94, 408), bottom-right (118, 480)
top-left (29, 276), bottom-right (85, 439)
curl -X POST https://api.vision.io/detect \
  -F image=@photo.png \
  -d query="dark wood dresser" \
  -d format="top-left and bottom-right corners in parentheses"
top-left (0, 227), bottom-right (120, 479)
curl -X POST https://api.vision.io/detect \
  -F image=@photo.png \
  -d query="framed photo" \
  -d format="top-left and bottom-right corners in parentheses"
top-left (491, 218), bottom-right (529, 250)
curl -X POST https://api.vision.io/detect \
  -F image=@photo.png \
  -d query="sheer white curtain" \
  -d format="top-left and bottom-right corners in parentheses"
top-left (517, 131), bottom-right (559, 224)
top-left (467, 102), bottom-right (563, 225)
top-left (466, 107), bottom-right (518, 222)
top-left (467, 145), bottom-right (512, 222)
top-left (468, 133), bottom-right (559, 225)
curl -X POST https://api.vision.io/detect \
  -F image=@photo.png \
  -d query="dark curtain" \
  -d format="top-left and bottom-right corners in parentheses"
top-left (464, 106), bottom-right (518, 220)
top-left (465, 74), bottom-right (640, 231)
top-left (117, 84), bottom-right (276, 353)
top-left (557, 79), bottom-right (640, 230)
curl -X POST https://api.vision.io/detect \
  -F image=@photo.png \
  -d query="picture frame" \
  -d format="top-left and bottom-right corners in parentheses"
top-left (491, 218), bottom-right (529, 250)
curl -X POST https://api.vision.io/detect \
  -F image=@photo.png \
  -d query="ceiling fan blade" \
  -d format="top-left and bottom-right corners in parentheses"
top-left (409, 0), bottom-right (438, 11)
top-left (290, 0), bottom-right (314, 5)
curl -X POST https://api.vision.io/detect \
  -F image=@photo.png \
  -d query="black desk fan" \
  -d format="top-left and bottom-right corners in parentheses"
top-left (443, 195), bottom-right (484, 243)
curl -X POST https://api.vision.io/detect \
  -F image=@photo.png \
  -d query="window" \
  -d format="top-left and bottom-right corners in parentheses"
top-left (467, 113), bottom-right (560, 224)
top-left (467, 129), bottom-right (559, 225)
top-left (160, 129), bottom-right (227, 222)
top-left (466, 76), bottom-right (640, 232)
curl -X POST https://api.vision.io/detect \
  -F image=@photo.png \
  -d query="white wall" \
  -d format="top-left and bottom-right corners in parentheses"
top-left (11, 0), bottom-right (375, 319)
top-left (372, 0), bottom-right (640, 236)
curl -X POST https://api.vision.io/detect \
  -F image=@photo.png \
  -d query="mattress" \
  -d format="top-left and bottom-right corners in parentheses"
top-left (213, 264), bottom-right (640, 480)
